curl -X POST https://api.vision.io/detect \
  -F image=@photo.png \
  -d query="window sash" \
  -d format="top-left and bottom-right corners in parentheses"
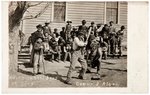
top-left (106, 2), bottom-right (118, 8)
top-left (106, 2), bottom-right (118, 24)
top-left (53, 2), bottom-right (66, 22)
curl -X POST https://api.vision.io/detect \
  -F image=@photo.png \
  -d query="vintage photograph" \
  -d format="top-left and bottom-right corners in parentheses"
top-left (8, 1), bottom-right (127, 88)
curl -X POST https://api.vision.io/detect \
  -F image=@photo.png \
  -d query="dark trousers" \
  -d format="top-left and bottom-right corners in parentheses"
top-left (110, 39), bottom-right (117, 55)
top-left (63, 51), bottom-right (71, 61)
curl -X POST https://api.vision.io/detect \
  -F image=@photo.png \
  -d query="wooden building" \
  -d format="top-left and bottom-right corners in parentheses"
top-left (22, 1), bottom-right (127, 45)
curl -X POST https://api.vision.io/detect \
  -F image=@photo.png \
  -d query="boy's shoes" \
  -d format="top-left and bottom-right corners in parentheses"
top-left (33, 73), bottom-right (37, 76)
top-left (55, 59), bottom-right (59, 62)
top-left (37, 72), bottom-right (42, 74)
top-left (78, 75), bottom-right (87, 80)
top-left (65, 79), bottom-right (73, 85)
top-left (49, 59), bottom-right (53, 63)
top-left (86, 68), bottom-right (92, 73)
top-left (91, 76), bottom-right (101, 80)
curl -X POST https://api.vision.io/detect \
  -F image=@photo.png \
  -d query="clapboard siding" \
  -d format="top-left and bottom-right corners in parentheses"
top-left (23, 2), bottom-right (52, 34)
top-left (120, 2), bottom-right (127, 26)
top-left (22, 2), bottom-right (52, 44)
top-left (67, 2), bottom-right (105, 26)
top-left (22, 2), bottom-right (127, 45)
top-left (119, 2), bottom-right (127, 46)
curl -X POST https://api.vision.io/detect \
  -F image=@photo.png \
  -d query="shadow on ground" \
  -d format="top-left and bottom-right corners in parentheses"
top-left (45, 71), bottom-right (67, 83)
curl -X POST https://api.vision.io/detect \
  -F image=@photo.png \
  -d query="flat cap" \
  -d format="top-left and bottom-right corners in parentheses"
top-left (109, 21), bottom-right (114, 23)
top-left (36, 24), bottom-right (43, 28)
top-left (91, 21), bottom-right (95, 24)
top-left (66, 20), bottom-right (72, 23)
top-left (45, 21), bottom-right (50, 24)
top-left (82, 20), bottom-right (86, 23)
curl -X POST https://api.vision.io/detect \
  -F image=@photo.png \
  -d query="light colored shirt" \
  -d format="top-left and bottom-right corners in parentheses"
top-left (55, 36), bottom-right (60, 42)
top-left (72, 37), bottom-right (85, 50)
top-left (109, 26), bottom-right (116, 33)
top-left (96, 27), bottom-right (103, 33)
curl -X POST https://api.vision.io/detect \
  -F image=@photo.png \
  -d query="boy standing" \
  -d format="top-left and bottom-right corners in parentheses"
top-left (60, 27), bottom-right (66, 42)
top-left (33, 37), bottom-right (45, 75)
top-left (117, 26), bottom-right (125, 57)
top-left (30, 24), bottom-right (44, 67)
top-left (65, 32), bottom-right (88, 85)
top-left (108, 21), bottom-right (117, 57)
top-left (43, 21), bottom-right (52, 36)
top-left (65, 20), bottom-right (72, 40)
top-left (78, 20), bottom-right (88, 41)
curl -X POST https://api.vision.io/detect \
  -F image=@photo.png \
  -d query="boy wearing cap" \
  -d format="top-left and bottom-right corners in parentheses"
top-left (78, 20), bottom-right (88, 41)
top-left (70, 27), bottom-right (77, 39)
top-left (65, 20), bottom-right (72, 40)
top-left (60, 27), bottom-right (66, 42)
top-left (29, 24), bottom-right (45, 75)
top-left (43, 32), bottom-right (50, 53)
top-left (101, 24), bottom-right (109, 41)
top-left (43, 21), bottom-right (52, 36)
top-left (53, 28), bottom-right (59, 37)
top-left (65, 32), bottom-right (88, 85)
top-left (108, 21), bottom-right (117, 57)
top-left (88, 39), bottom-right (102, 79)
top-left (116, 26), bottom-right (125, 57)
top-left (33, 37), bottom-right (45, 75)
top-left (30, 24), bottom-right (44, 67)
top-left (63, 37), bottom-right (72, 62)
top-left (89, 21), bottom-right (97, 35)
top-left (49, 33), bottom-right (61, 62)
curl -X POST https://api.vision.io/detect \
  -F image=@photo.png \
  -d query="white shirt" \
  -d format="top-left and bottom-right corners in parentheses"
top-left (72, 37), bottom-right (85, 50)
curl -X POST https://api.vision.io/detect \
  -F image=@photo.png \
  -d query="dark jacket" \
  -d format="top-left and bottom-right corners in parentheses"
top-left (78, 25), bottom-right (88, 35)
top-left (43, 26), bottom-right (52, 35)
top-left (31, 31), bottom-right (43, 45)
top-left (60, 31), bottom-right (66, 41)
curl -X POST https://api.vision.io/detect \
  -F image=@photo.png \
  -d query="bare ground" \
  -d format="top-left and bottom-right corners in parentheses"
top-left (9, 57), bottom-right (127, 88)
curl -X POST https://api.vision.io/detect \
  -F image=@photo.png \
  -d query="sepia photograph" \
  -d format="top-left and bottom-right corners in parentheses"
top-left (8, 1), bottom-right (128, 88)
top-left (1, 0), bottom-right (149, 93)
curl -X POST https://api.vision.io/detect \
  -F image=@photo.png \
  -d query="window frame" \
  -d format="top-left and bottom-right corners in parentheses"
top-left (104, 2), bottom-right (120, 24)
top-left (51, 2), bottom-right (67, 23)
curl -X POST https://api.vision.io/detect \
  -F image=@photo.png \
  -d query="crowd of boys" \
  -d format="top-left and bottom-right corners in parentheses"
top-left (28, 20), bottom-right (125, 83)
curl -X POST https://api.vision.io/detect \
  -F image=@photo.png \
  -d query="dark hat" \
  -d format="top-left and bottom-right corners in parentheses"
top-left (121, 25), bottom-right (125, 29)
top-left (104, 24), bottom-right (108, 27)
top-left (91, 21), bottom-right (95, 24)
top-left (67, 20), bottom-right (72, 23)
top-left (62, 27), bottom-right (65, 29)
top-left (45, 21), bottom-right (50, 24)
top-left (109, 21), bottom-right (114, 23)
top-left (82, 20), bottom-right (86, 23)
top-left (36, 24), bottom-right (43, 28)
top-left (54, 28), bottom-right (58, 31)
top-left (97, 23), bottom-right (102, 26)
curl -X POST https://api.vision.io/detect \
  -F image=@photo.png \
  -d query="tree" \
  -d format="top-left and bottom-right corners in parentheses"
top-left (9, 1), bottom-right (50, 73)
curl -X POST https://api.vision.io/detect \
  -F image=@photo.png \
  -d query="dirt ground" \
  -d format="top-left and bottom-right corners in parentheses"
top-left (9, 57), bottom-right (127, 88)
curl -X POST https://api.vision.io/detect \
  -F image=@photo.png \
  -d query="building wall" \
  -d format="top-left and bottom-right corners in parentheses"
top-left (23, 2), bottom-right (52, 34)
top-left (67, 2), bottom-right (105, 25)
top-left (120, 2), bottom-right (128, 26)
top-left (22, 1), bottom-right (127, 45)
top-left (120, 2), bottom-right (128, 46)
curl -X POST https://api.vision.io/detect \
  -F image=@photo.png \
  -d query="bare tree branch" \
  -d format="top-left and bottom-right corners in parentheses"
top-left (22, 2), bottom-right (50, 21)
top-left (27, 2), bottom-right (43, 8)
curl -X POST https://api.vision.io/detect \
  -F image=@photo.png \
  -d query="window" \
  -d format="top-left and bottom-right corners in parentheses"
top-left (54, 2), bottom-right (66, 22)
top-left (106, 2), bottom-right (118, 24)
